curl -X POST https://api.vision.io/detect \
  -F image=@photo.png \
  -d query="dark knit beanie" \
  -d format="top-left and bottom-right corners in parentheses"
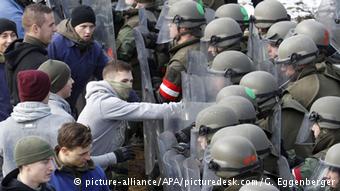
top-left (71, 5), bottom-right (96, 28)
top-left (0, 18), bottom-right (17, 36)
top-left (17, 70), bottom-right (51, 102)
top-left (14, 136), bottom-right (54, 167)
top-left (38, 59), bottom-right (71, 93)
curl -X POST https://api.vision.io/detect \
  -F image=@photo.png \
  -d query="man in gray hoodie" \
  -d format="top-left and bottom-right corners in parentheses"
top-left (38, 59), bottom-right (75, 122)
top-left (0, 70), bottom-right (72, 177)
top-left (78, 61), bottom-right (181, 156)
top-left (0, 70), bottom-right (133, 179)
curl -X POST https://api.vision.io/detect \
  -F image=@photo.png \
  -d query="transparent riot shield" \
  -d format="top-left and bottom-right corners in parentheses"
top-left (46, 0), bottom-right (66, 24)
top-left (303, 160), bottom-right (339, 191)
top-left (163, 149), bottom-right (186, 191)
top-left (190, 128), bottom-right (200, 160)
top-left (295, 113), bottom-right (315, 146)
top-left (205, 7), bottom-right (215, 23)
top-left (163, 149), bottom-right (178, 191)
top-left (182, 51), bottom-right (232, 102)
top-left (269, 101), bottom-right (282, 156)
top-left (157, 131), bottom-right (178, 177)
top-left (133, 14), bottom-right (163, 176)
top-left (115, 0), bottom-right (134, 11)
top-left (163, 101), bottom-right (212, 160)
top-left (247, 17), bottom-right (274, 73)
top-left (182, 157), bottom-right (201, 191)
top-left (61, 0), bottom-right (80, 19)
top-left (156, 1), bottom-right (169, 30)
top-left (277, 156), bottom-right (296, 189)
top-left (46, 0), bottom-right (80, 24)
top-left (83, 0), bottom-right (117, 59)
top-left (315, 0), bottom-right (340, 52)
top-left (173, 154), bottom-right (186, 188)
top-left (201, 146), bottom-right (220, 191)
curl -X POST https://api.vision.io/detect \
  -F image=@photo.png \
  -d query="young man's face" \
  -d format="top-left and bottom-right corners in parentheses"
top-left (112, 70), bottom-right (133, 86)
top-left (280, 64), bottom-right (296, 78)
top-left (326, 169), bottom-right (340, 188)
top-left (63, 145), bottom-right (92, 168)
top-left (311, 123), bottom-right (321, 139)
top-left (74, 22), bottom-right (95, 42)
top-left (58, 78), bottom-right (74, 99)
top-left (37, 13), bottom-right (56, 44)
top-left (169, 23), bottom-right (178, 40)
top-left (24, 157), bottom-right (54, 184)
top-left (0, 31), bottom-right (17, 54)
top-left (267, 44), bottom-right (278, 59)
top-left (208, 45), bottom-right (222, 57)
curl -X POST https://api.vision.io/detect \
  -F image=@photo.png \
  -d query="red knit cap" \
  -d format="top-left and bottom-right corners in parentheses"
top-left (17, 70), bottom-right (51, 102)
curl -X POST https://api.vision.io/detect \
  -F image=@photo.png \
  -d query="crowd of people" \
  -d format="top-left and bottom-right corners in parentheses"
top-left (0, 0), bottom-right (340, 190)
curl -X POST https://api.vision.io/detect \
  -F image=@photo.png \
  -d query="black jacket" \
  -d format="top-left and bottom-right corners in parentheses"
top-left (4, 39), bottom-right (48, 105)
top-left (0, 168), bottom-right (55, 191)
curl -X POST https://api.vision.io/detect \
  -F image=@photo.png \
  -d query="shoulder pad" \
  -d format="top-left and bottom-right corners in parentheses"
top-left (287, 74), bottom-right (319, 109)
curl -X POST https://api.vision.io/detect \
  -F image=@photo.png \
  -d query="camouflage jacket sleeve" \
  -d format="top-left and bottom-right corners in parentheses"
top-left (292, 157), bottom-right (319, 181)
top-left (157, 60), bottom-right (185, 102)
top-left (116, 26), bottom-right (136, 62)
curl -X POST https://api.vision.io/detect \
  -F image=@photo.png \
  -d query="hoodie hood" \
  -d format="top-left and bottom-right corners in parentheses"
top-left (49, 93), bottom-right (72, 115)
top-left (85, 80), bottom-right (118, 100)
top-left (1, 168), bottom-right (50, 191)
top-left (4, 39), bottom-right (47, 71)
top-left (11, 102), bottom-right (51, 123)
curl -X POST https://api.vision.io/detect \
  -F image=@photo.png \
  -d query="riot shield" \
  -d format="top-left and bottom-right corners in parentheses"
top-left (115, 0), bottom-right (133, 11)
top-left (277, 156), bottom-right (295, 188)
top-left (46, 0), bottom-right (66, 24)
top-left (162, 149), bottom-right (179, 191)
top-left (172, 154), bottom-right (186, 190)
top-left (182, 51), bottom-right (232, 102)
top-left (269, 102), bottom-right (282, 156)
top-left (190, 128), bottom-right (200, 160)
top-left (315, 0), bottom-right (340, 51)
top-left (201, 146), bottom-right (220, 191)
top-left (155, 1), bottom-right (169, 30)
top-left (295, 113), bottom-right (315, 146)
top-left (247, 17), bottom-right (274, 73)
top-left (303, 160), bottom-right (338, 191)
top-left (133, 12), bottom-right (163, 177)
top-left (157, 131), bottom-right (178, 177)
top-left (182, 157), bottom-right (201, 191)
top-left (83, 0), bottom-right (117, 59)
top-left (162, 149), bottom-right (186, 191)
top-left (46, 0), bottom-right (80, 24)
top-left (163, 101), bottom-right (212, 159)
top-left (157, 131), bottom-right (178, 154)
top-left (205, 7), bottom-right (215, 23)
top-left (163, 106), bottom-right (185, 132)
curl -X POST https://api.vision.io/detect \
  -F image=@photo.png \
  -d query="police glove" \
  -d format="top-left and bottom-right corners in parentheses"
top-left (175, 122), bottom-right (195, 144)
top-left (173, 142), bottom-right (190, 157)
top-left (113, 146), bottom-right (136, 163)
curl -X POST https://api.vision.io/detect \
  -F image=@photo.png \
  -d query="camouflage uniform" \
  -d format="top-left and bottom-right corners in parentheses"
top-left (156, 0), bottom-right (206, 102)
top-left (157, 39), bottom-right (201, 102)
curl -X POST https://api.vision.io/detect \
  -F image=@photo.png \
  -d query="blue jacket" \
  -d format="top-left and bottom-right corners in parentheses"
top-left (48, 33), bottom-right (109, 110)
top-left (0, 0), bottom-right (25, 38)
top-left (0, 63), bottom-right (11, 122)
top-left (50, 165), bottom-right (110, 191)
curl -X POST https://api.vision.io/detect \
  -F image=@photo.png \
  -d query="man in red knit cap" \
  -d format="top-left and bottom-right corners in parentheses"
top-left (0, 70), bottom-right (72, 178)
